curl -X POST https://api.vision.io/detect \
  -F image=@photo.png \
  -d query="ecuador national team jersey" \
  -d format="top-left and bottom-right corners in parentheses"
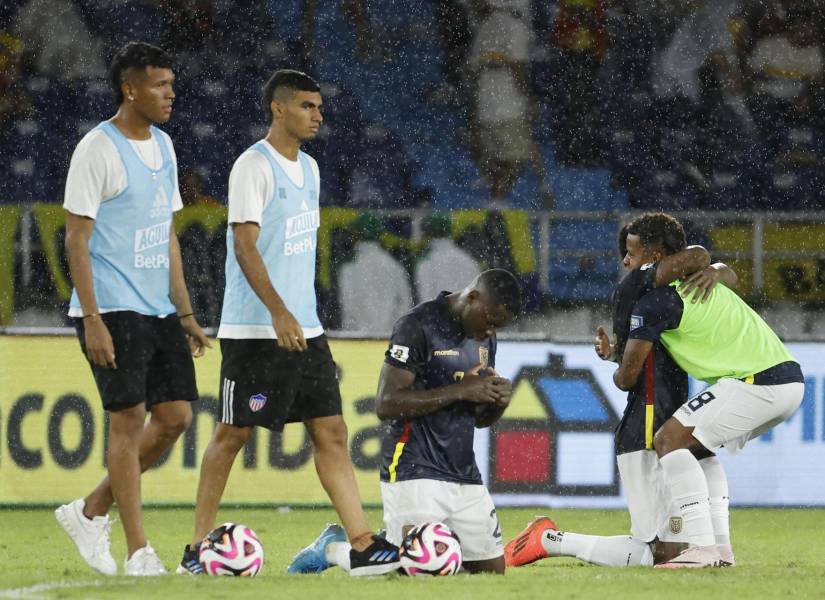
top-left (612, 264), bottom-right (687, 454)
top-left (379, 292), bottom-right (496, 485)
top-left (629, 283), bottom-right (803, 385)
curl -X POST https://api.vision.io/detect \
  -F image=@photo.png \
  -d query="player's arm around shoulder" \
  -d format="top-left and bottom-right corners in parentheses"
top-left (653, 245), bottom-right (710, 287)
top-left (654, 243), bottom-right (739, 303)
top-left (677, 262), bottom-right (739, 304)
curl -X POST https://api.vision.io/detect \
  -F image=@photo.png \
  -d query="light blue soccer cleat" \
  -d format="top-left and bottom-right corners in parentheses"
top-left (287, 523), bottom-right (347, 574)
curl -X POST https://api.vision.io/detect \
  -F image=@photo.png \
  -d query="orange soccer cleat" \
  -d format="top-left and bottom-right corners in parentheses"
top-left (504, 516), bottom-right (558, 567)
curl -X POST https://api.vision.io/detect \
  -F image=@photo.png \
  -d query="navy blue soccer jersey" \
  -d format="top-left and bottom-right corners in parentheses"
top-left (612, 265), bottom-right (688, 454)
top-left (379, 292), bottom-right (496, 485)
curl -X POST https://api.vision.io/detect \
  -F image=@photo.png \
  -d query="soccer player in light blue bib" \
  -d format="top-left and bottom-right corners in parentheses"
top-left (179, 70), bottom-right (400, 577)
top-left (55, 42), bottom-right (211, 577)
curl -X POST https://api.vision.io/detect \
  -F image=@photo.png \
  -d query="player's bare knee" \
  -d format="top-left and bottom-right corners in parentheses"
top-left (308, 416), bottom-right (349, 450)
top-left (108, 404), bottom-right (146, 438)
top-left (214, 424), bottom-right (252, 453)
top-left (160, 409), bottom-right (192, 438)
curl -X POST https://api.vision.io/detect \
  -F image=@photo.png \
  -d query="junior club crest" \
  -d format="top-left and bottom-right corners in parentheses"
top-left (249, 393), bottom-right (267, 413)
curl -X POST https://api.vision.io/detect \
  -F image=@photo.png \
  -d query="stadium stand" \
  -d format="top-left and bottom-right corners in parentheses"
top-left (1, 0), bottom-right (824, 334)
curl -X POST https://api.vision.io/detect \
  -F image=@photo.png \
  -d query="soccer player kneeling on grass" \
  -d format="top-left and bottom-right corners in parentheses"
top-left (613, 216), bottom-right (804, 569)
top-left (290, 270), bottom-right (521, 575)
top-left (506, 214), bottom-right (738, 569)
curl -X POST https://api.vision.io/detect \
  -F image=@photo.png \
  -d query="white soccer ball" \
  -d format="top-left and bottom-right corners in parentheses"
top-left (399, 522), bottom-right (462, 576)
top-left (199, 522), bottom-right (264, 576)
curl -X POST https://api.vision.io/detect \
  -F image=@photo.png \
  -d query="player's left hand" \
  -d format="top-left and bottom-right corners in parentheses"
top-left (678, 265), bottom-right (722, 304)
top-left (180, 315), bottom-right (213, 358)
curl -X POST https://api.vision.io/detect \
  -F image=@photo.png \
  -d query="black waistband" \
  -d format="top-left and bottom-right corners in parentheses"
top-left (741, 361), bottom-right (804, 385)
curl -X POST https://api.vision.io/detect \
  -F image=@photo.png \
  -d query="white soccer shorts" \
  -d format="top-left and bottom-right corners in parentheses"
top-left (380, 479), bottom-right (503, 562)
top-left (617, 449), bottom-right (689, 543)
top-left (675, 379), bottom-right (804, 453)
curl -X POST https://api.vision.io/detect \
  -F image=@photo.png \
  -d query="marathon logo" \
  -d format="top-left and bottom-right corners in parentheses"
top-left (134, 222), bottom-right (170, 253)
top-left (433, 349), bottom-right (459, 356)
top-left (285, 210), bottom-right (320, 240)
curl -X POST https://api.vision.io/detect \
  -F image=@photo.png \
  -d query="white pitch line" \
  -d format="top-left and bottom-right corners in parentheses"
top-left (0, 579), bottom-right (136, 599)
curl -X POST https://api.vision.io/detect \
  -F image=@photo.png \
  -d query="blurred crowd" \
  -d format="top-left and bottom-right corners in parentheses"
top-left (2, 0), bottom-right (824, 211)
top-left (2, 0), bottom-right (825, 329)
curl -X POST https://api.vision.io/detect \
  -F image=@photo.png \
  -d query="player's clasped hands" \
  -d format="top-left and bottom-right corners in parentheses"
top-left (678, 266), bottom-right (723, 304)
top-left (272, 308), bottom-right (307, 352)
top-left (460, 365), bottom-right (512, 406)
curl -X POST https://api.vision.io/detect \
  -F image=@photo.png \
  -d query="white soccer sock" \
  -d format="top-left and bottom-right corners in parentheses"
top-left (325, 542), bottom-right (351, 572)
top-left (541, 530), bottom-right (653, 567)
top-left (660, 449), bottom-right (715, 547)
top-left (700, 456), bottom-right (731, 546)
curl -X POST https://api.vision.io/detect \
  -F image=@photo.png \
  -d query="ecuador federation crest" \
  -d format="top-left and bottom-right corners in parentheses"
top-left (670, 517), bottom-right (683, 534)
top-left (479, 346), bottom-right (489, 368)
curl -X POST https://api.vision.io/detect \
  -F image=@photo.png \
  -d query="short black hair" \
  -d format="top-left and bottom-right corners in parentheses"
top-left (617, 223), bottom-right (629, 259)
top-left (478, 269), bottom-right (522, 318)
top-left (109, 42), bottom-right (173, 106)
top-left (261, 69), bottom-right (320, 122)
top-left (626, 212), bottom-right (686, 256)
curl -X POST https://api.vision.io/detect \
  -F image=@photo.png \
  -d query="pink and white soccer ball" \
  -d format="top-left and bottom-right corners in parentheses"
top-left (199, 522), bottom-right (264, 576)
top-left (399, 522), bottom-right (462, 576)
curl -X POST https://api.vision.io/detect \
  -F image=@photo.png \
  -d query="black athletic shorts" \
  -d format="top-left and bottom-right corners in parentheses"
top-left (74, 311), bottom-right (199, 412)
top-left (218, 335), bottom-right (342, 431)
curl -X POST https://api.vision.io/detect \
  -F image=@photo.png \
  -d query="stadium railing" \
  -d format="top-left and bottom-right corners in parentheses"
top-left (4, 204), bottom-right (825, 328)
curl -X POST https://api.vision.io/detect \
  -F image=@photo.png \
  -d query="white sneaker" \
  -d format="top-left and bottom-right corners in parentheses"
top-left (124, 543), bottom-right (167, 576)
top-left (717, 543), bottom-right (736, 566)
top-left (55, 498), bottom-right (117, 576)
top-left (654, 545), bottom-right (723, 569)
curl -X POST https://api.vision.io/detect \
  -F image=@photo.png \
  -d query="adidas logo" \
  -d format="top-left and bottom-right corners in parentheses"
top-left (153, 187), bottom-right (169, 207)
top-left (368, 550), bottom-right (398, 563)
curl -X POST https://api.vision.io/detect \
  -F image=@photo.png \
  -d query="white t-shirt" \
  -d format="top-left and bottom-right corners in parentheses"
top-left (748, 36), bottom-right (824, 99)
top-left (338, 241), bottom-right (412, 333)
top-left (651, 0), bottom-right (739, 101)
top-left (63, 127), bottom-right (183, 218)
top-left (469, 10), bottom-right (532, 123)
top-left (414, 239), bottom-right (481, 303)
top-left (227, 140), bottom-right (321, 225)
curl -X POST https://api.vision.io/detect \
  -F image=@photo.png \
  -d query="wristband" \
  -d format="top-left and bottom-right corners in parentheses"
top-left (178, 313), bottom-right (194, 319)
top-left (82, 313), bottom-right (99, 320)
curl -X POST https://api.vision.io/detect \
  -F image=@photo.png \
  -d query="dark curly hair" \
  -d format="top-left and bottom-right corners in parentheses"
top-left (617, 223), bottom-right (629, 259)
top-left (625, 212), bottom-right (686, 256)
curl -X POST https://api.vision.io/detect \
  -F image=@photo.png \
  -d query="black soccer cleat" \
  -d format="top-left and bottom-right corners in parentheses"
top-left (175, 543), bottom-right (205, 575)
top-left (349, 535), bottom-right (401, 576)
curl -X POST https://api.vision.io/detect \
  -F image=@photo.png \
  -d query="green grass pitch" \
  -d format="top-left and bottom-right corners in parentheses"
top-left (0, 507), bottom-right (823, 599)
